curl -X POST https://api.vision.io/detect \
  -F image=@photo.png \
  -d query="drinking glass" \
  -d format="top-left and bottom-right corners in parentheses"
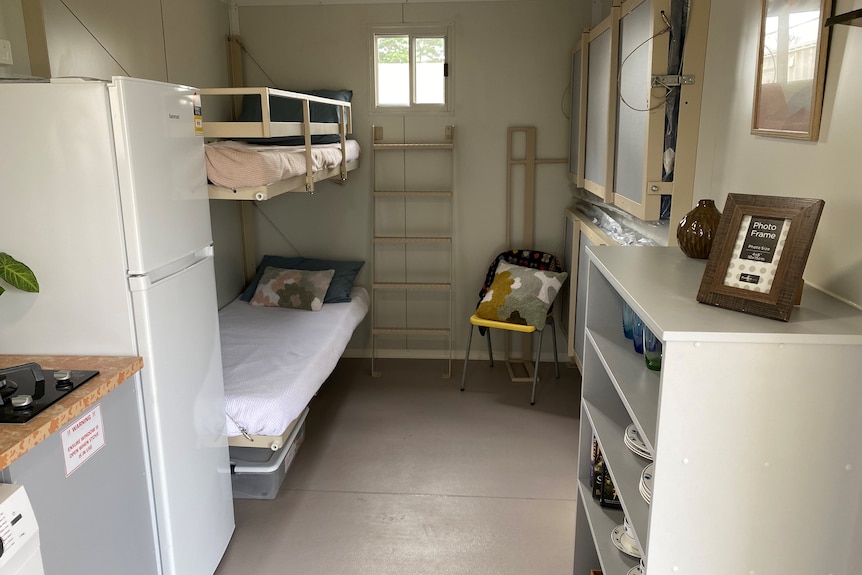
top-left (632, 314), bottom-right (644, 354)
top-left (643, 325), bottom-right (662, 371)
top-left (622, 302), bottom-right (635, 340)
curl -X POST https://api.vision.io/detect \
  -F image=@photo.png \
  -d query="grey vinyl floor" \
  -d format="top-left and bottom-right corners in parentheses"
top-left (214, 356), bottom-right (582, 575)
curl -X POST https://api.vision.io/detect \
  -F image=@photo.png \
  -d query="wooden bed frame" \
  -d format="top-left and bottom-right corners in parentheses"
top-left (200, 86), bottom-right (358, 201)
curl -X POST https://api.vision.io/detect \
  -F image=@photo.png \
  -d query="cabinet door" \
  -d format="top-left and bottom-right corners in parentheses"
top-left (574, 230), bottom-right (598, 366)
top-left (613, 0), bottom-right (670, 221)
top-left (583, 9), bottom-right (618, 203)
top-left (568, 32), bottom-right (588, 187)
top-left (4, 378), bottom-right (160, 575)
top-left (563, 209), bottom-right (613, 369)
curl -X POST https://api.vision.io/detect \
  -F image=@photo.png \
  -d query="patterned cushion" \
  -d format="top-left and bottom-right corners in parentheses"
top-left (240, 256), bottom-right (364, 304)
top-left (249, 267), bottom-right (335, 311)
top-left (475, 261), bottom-right (568, 328)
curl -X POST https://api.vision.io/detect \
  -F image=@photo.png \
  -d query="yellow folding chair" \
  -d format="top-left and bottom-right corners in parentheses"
top-left (460, 249), bottom-right (567, 405)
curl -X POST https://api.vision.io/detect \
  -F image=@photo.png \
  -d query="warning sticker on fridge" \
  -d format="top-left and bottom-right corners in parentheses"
top-left (62, 404), bottom-right (106, 477)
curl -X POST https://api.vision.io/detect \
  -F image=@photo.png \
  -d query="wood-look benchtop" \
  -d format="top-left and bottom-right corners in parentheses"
top-left (0, 355), bottom-right (143, 469)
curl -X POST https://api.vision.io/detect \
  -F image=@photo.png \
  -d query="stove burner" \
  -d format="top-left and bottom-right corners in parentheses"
top-left (0, 363), bottom-right (99, 424)
top-left (0, 375), bottom-right (19, 399)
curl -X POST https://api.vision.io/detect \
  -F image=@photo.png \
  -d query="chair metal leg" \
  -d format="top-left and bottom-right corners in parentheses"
top-left (485, 329), bottom-right (494, 367)
top-left (531, 326), bottom-right (546, 406)
top-left (461, 324), bottom-right (474, 391)
top-left (549, 316), bottom-right (560, 379)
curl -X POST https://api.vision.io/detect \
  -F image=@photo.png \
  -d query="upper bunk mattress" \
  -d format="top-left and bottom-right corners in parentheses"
top-left (219, 286), bottom-right (369, 437)
top-left (205, 139), bottom-right (361, 189)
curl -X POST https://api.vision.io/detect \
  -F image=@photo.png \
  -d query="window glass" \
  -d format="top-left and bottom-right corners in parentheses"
top-left (414, 37), bottom-right (445, 104)
top-left (376, 36), bottom-right (409, 106)
top-left (373, 26), bottom-right (450, 111)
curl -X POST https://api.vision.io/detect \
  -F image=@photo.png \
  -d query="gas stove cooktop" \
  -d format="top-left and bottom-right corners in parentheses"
top-left (0, 363), bottom-right (99, 424)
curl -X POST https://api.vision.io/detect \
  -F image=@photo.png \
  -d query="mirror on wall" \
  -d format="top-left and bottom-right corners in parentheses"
top-left (752, 0), bottom-right (832, 141)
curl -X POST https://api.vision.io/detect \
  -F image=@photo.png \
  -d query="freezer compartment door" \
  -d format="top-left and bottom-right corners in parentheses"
top-left (0, 80), bottom-right (137, 356)
top-left (110, 77), bottom-right (213, 275)
top-left (130, 255), bottom-right (234, 575)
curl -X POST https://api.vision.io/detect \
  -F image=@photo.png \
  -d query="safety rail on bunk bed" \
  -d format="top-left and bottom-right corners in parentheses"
top-left (199, 86), bottom-right (356, 201)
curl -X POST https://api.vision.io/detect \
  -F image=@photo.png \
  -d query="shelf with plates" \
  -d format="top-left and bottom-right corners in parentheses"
top-left (575, 479), bottom-right (638, 575)
top-left (585, 320), bottom-right (659, 452)
top-left (573, 245), bottom-right (862, 575)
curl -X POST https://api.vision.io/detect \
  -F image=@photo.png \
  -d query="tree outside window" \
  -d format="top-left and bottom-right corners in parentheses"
top-left (374, 28), bottom-right (449, 111)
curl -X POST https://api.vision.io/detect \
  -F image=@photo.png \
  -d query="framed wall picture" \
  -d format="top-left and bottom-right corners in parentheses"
top-left (751, 0), bottom-right (832, 140)
top-left (696, 194), bottom-right (825, 321)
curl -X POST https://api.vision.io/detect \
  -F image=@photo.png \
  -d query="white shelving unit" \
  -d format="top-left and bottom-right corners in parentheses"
top-left (575, 246), bottom-right (862, 575)
top-left (370, 126), bottom-right (455, 377)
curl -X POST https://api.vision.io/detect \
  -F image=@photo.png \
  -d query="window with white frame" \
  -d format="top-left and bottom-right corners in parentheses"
top-left (372, 25), bottom-right (452, 112)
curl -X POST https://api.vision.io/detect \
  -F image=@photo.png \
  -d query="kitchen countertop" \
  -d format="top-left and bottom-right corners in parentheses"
top-left (0, 355), bottom-right (143, 469)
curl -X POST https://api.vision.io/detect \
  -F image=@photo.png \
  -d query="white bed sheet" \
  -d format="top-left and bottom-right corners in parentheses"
top-left (205, 139), bottom-right (361, 189)
top-left (219, 286), bottom-right (369, 437)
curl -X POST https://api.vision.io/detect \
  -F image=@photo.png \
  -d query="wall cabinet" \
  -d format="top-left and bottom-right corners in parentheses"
top-left (575, 246), bottom-right (862, 574)
top-left (570, 0), bottom-right (711, 241)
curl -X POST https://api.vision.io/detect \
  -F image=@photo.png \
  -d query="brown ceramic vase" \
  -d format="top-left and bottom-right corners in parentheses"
top-left (677, 199), bottom-right (722, 259)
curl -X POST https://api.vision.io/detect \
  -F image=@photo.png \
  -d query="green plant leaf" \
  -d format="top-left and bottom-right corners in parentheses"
top-left (0, 252), bottom-right (39, 293)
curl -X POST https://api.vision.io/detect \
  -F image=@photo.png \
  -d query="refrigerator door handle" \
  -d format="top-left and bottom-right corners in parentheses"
top-left (129, 246), bottom-right (215, 292)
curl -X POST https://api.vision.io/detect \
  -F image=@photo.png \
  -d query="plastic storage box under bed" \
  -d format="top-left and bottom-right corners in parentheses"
top-left (229, 408), bottom-right (308, 499)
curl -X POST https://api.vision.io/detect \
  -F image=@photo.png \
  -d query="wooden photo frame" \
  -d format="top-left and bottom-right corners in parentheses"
top-left (751, 0), bottom-right (832, 141)
top-left (696, 194), bottom-right (824, 321)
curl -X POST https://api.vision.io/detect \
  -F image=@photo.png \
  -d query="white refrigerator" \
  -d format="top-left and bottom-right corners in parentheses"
top-left (0, 77), bottom-right (234, 574)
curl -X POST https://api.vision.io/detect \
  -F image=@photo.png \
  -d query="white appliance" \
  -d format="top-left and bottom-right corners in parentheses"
top-left (0, 77), bottom-right (234, 575)
top-left (0, 484), bottom-right (43, 575)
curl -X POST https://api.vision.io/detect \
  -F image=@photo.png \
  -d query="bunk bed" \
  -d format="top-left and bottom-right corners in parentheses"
top-left (200, 86), bottom-right (360, 201)
top-left (220, 279), bottom-right (369, 498)
top-left (198, 88), bottom-right (367, 460)
top-left (220, 284), bottom-right (369, 451)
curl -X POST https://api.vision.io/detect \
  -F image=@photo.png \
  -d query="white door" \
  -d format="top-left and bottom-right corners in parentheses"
top-left (130, 255), bottom-right (234, 575)
top-left (109, 77), bottom-right (213, 275)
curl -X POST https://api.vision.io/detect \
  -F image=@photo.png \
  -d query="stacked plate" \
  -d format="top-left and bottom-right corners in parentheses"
top-left (624, 424), bottom-right (653, 461)
top-left (639, 463), bottom-right (654, 504)
top-left (610, 516), bottom-right (641, 559)
top-left (627, 559), bottom-right (647, 575)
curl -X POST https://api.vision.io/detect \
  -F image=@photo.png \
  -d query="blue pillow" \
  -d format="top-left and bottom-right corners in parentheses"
top-left (240, 256), bottom-right (364, 304)
top-left (238, 89), bottom-right (353, 146)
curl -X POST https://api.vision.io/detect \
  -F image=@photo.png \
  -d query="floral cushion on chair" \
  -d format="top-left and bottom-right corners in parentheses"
top-left (475, 260), bottom-right (568, 328)
top-left (249, 267), bottom-right (335, 311)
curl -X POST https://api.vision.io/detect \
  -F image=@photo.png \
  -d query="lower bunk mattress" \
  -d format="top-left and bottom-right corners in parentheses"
top-left (205, 139), bottom-right (361, 189)
top-left (219, 286), bottom-right (369, 438)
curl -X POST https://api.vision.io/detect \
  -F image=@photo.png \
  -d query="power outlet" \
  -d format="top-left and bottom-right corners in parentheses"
top-left (0, 39), bottom-right (13, 66)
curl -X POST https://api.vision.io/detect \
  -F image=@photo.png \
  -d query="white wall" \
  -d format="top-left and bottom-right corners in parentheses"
top-left (0, 0), bottom-right (31, 77)
top-left (694, 0), bottom-right (862, 308)
top-left (0, 0), bottom-right (240, 306)
top-left (36, 0), bottom-right (230, 89)
top-left (235, 0), bottom-right (589, 357)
